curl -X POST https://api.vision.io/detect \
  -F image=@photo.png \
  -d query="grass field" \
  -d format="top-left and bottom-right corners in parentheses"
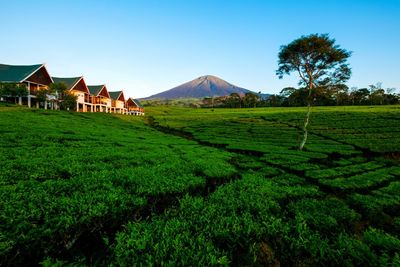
top-left (1, 103), bottom-right (400, 266)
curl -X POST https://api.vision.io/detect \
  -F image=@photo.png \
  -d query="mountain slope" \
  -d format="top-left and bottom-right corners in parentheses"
top-left (146, 75), bottom-right (256, 99)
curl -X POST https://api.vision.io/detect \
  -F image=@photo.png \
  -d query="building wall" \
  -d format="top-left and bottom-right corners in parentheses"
top-left (106, 99), bottom-right (112, 108)
top-left (116, 100), bottom-right (125, 109)
top-left (72, 90), bottom-right (85, 104)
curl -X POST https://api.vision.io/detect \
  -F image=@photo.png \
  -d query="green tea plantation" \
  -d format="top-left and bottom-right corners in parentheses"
top-left (1, 103), bottom-right (399, 266)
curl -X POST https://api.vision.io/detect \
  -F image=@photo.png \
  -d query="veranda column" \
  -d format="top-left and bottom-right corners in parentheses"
top-left (27, 82), bottom-right (31, 108)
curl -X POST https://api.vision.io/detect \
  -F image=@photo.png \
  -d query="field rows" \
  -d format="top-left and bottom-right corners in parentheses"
top-left (1, 104), bottom-right (400, 266)
top-left (146, 105), bottom-right (400, 264)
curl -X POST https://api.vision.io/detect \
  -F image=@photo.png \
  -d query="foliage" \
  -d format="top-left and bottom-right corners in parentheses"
top-left (276, 33), bottom-right (352, 150)
top-left (1, 104), bottom-right (399, 265)
top-left (60, 92), bottom-right (78, 110)
top-left (0, 105), bottom-right (235, 265)
top-left (35, 87), bottom-right (49, 103)
top-left (268, 83), bottom-right (400, 107)
top-left (0, 82), bottom-right (28, 103)
top-left (201, 92), bottom-right (262, 108)
top-left (141, 97), bottom-right (203, 107)
top-left (276, 33), bottom-right (352, 87)
top-left (49, 82), bottom-right (77, 110)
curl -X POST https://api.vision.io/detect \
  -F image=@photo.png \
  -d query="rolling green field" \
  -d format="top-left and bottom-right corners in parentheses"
top-left (1, 104), bottom-right (400, 266)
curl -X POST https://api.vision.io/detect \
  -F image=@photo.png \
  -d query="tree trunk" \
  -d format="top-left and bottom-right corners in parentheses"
top-left (299, 101), bottom-right (311, 150)
top-left (299, 81), bottom-right (313, 150)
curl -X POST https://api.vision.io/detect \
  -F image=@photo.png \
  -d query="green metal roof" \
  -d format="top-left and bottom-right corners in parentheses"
top-left (132, 98), bottom-right (144, 108)
top-left (88, 85), bottom-right (104, 95)
top-left (52, 77), bottom-right (81, 90)
top-left (109, 91), bottom-right (122, 100)
top-left (0, 64), bottom-right (43, 82)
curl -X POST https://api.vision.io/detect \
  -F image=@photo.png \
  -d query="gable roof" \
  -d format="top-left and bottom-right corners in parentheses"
top-left (109, 91), bottom-right (124, 101)
top-left (0, 64), bottom-right (53, 84)
top-left (52, 76), bottom-right (90, 94)
top-left (88, 85), bottom-right (110, 98)
top-left (127, 97), bottom-right (144, 108)
top-left (52, 77), bottom-right (81, 90)
top-left (133, 99), bottom-right (143, 108)
top-left (88, 85), bottom-right (103, 95)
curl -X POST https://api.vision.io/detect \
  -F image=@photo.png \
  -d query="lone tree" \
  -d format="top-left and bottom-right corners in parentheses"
top-left (276, 33), bottom-right (351, 150)
top-left (49, 82), bottom-right (77, 110)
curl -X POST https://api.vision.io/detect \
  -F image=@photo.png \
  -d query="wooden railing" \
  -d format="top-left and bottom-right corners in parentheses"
top-left (127, 107), bottom-right (144, 112)
top-left (92, 98), bottom-right (108, 105)
top-left (84, 96), bottom-right (92, 104)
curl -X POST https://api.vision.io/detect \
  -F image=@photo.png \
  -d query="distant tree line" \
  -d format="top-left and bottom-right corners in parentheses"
top-left (141, 98), bottom-right (203, 107)
top-left (268, 83), bottom-right (399, 107)
top-left (201, 83), bottom-right (399, 108)
top-left (202, 92), bottom-right (261, 108)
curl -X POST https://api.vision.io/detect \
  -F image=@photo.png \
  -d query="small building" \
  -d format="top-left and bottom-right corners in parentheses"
top-left (109, 91), bottom-right (127, 114)
top-left (88, 85), bottom-right (111, 113)
top-left (52, 76), bottom-right (92, 112)
top-left (126, 98), bottom-right (145, 115)
top-left (0, 63), bottom-right (53, 108)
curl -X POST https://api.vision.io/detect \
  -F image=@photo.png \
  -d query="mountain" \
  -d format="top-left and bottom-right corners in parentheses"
top-left (145, 75), bottom-right (262, 99)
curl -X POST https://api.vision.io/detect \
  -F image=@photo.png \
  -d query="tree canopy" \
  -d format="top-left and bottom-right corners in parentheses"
top-left (0, 83), bottom-right (28, 103)
top-left (49, 82), bottom-right (77, 110)
top-left (276, 33), bottom-right (352, 150)
top-left (277, 33), bottom-right (352, 88)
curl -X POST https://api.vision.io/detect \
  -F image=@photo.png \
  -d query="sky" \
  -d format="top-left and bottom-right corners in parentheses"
top-left (1, 0), bottom-right (399, 98)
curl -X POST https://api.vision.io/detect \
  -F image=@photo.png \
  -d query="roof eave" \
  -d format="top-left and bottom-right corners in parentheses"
top-left (21, 63), bottom-right (54, 84)
top-left (70, 76), bottom-right (84, 92)
top-left (103, 85), bottom-right (111, 98)
top-left (118, 91), bottom-right (125, 101)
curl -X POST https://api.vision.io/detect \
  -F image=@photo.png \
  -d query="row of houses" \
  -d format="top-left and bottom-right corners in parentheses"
top-left (0, 63), bottom-right (144, 115)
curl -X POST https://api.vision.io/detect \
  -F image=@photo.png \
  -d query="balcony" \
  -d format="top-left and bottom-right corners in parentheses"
top-left (127, 107), bottom-right (144, 112)
top-left (92, 98), bottom-right (108, 105)
top-left (28, 85), bottom-right (46, 96)
top-left (84, 95), bottom-right (93, 104)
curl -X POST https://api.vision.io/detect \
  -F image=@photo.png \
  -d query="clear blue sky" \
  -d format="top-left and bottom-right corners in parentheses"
top-left (1, 0), bottom-right (399, 97)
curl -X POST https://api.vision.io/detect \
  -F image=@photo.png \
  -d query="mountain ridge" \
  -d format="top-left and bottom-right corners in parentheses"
top-left (144, 75), bottom-right (260, 99)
